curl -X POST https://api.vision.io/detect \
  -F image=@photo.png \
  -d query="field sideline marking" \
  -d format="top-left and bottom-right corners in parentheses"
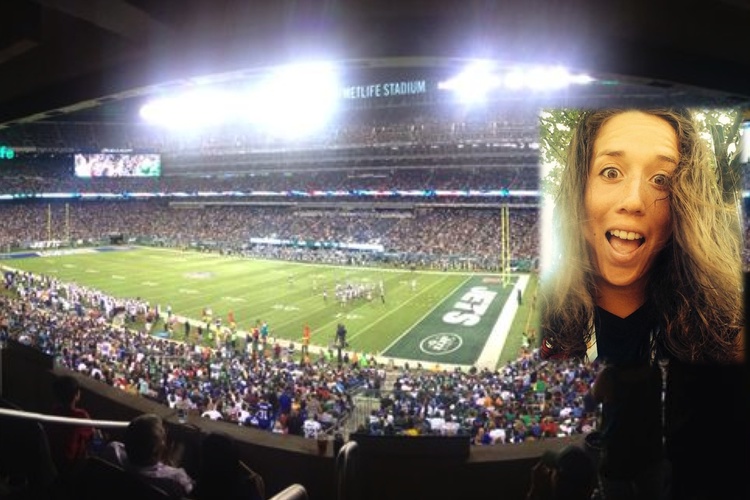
top-left (137, 245), bottom-right (492, 278)
top-left (379, 275), bottom-right (473, 355)
top-left (2, 250), bottom-right (511, 365)
top-left (473, 274), bottom-right (529, 369)
top-left (342, 274), bottom-right (465, 344)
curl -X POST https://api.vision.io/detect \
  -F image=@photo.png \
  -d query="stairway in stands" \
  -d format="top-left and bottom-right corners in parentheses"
top-left (340, 367), bottom-right (401, 437)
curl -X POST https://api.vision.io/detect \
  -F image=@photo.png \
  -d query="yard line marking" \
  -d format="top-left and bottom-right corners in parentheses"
top-left (335, 312), bottom-right (363, 320)
top-left (272, 304), bottom-right (301, 311)
top-left (141, 245), bottom-right (488, 277)
top-left (359, 275), bottom-right (473, 349)
top-left (222, 296), bottom-right (247, 303)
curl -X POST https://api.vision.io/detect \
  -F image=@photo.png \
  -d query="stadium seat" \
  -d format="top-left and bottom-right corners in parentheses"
top-left (0, 398), bottom-right (58, 496)
top-left (71, 455), bottom-right (172, 500)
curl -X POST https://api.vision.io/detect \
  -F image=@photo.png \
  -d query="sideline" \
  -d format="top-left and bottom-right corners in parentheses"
top-left (473, 274), bottom-right (529, 369)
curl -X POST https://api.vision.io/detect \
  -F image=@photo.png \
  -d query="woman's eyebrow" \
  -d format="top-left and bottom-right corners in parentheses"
top-left (594, 150), bottom-right (678, 165)
top-left (655, 154), bottom-right (679, 165)
top-left (594, 149), bottom-right (624, 160)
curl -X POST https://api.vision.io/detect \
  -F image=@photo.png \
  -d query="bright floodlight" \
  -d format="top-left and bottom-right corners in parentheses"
top-left (140, 61), bottom-right (341, 135)
top-left (438, 60), bottom-right (500, 104)
top-left (508, 65), bottom-right (594, 91)
top-left (440, 62), bottom-right (594, 99)
top-left (140, 98), bottom-right (181, 126)
top-left (526, 66), bottom-right (570, 90)
top-left (140, 89), bottom-right (234, 128)
top-left (243, 62), bottom-right (341, 138)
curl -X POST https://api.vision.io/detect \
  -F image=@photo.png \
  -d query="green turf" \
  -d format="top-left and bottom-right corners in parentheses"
top-left (498, 271), bottom-right (540, 366)
top-left (383, 275), bottom-right (517, 364)
top-left (2, 246), bottom-right (535, 366)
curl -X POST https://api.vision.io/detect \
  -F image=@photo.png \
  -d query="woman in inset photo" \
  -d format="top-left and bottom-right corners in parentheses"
top-left (539, 108), bottom-right (743, 365)
top-left (537, 107), bottom-right (746, 500)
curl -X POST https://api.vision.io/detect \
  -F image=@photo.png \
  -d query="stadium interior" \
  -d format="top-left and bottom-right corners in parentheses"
top-left (1, 2), bottom-right (749, 500)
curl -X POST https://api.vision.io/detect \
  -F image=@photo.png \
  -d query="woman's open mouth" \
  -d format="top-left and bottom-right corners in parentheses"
top-left (606, 229), bottom-right (645, 254)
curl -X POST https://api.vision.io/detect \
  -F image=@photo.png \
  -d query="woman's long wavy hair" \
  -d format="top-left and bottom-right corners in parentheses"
top-left (540, 108), bottom-right (743, 364)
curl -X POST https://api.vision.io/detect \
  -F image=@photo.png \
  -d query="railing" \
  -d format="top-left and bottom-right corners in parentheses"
top-left (268, 483), bottom-right (309, 500)
top-left (0, 406), bottom-right (129, 429)
top-left (335, 441), bottom-right (360, 500)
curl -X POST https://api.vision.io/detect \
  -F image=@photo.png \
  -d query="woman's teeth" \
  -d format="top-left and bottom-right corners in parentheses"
top-left (608, 229), bottom-right (643, 241)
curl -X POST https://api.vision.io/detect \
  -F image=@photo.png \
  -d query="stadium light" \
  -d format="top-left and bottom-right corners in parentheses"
top-left (185, 89), bottom-right (235, 126)
top-left (439, 62), bottom-right (594, 99)
top-left (140, 61), bottom-right (341, 136)
top-left (242, 62), bottom-right (341, 138)
top-left (140, 89), bottom-right (235, 129)
top-left (437, 60), bottom-right (500, 104)
top-left (139, 99), bottom-right (169, 125)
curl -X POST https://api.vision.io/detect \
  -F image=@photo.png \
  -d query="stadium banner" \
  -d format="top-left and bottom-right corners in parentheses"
top-left (249, 237), bottom-right (384, 252)
top-left (341, 80), bottom-right (428, 99)
top-left (383, 275), bottom-right (517, 365)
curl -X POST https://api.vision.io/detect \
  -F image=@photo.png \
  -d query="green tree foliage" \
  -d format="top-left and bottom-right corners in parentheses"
top-left (539, 107), bottom-right (743, 202)
top-left (693, 109), bottom-right (744, 204)
top-left (538, 109), bottom-right (579, 197)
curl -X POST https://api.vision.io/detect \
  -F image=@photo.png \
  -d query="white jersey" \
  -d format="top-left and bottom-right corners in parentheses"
top-left (303, 419), bottom-right (322, 439)
top-left (201, 409), bottom-right (223, 421)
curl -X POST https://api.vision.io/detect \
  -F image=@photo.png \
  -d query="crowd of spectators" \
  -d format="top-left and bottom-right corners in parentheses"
top-left (0, 159), bottom-right (539, 196)
top-left (0, 101), bottom-right (562, 447)
top-left (0, 106), bottom-right (538, 154)
top-left (1, 263), bottom-right (597, 448)
top-left (0, 201), bottom-right (540, 270)
top-left (1, 269), bottom-right (379, 437)
top-left (359, 353), bottom-right (598, 444)
top-left (0, 106), bottom-right (541, 200)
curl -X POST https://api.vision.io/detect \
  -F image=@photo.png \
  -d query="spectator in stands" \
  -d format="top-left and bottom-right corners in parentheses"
top-left (525, 444), bottom-right (597, 500)
top-left (193, 431), bottom-right (264, 500)
top-left (591, 363), bottom-right (663, 499)
top-left (286, 407), bottom-right (305, 437)
top-left (200, 399), bottom-right (223, 421)
top-left (47, 375), bottom-right (96, 475)
top-left (105, 413), bottom-right (194, 498)
top-left (303, 413), bottom-right (323, 439)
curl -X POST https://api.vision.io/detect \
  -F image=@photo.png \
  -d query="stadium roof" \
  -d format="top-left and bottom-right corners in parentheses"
top-left (1, 1), bottom-right (749, 127)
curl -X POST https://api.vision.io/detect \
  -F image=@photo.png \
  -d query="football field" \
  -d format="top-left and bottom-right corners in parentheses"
top-left (2, 246), bottom-right (534, 367)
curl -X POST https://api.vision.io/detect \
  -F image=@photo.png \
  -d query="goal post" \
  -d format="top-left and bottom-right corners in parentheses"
top-left (500, 204), bottom-right (511, 287)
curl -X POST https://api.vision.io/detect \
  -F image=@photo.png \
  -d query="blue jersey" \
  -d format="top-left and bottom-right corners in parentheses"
top-left (279, 393), bottom-right (292, 414)
top-left (255, 401), bottom-right (274, 430)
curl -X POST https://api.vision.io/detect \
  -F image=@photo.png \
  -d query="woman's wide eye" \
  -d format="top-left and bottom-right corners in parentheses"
top-left (652, 173), bottom-right (670, 188)
top-left (601, 167), bottom-right (619, 179)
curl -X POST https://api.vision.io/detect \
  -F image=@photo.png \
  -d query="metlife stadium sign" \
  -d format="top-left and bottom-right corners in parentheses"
top-left (341, 80), bottom-right (428, 99)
